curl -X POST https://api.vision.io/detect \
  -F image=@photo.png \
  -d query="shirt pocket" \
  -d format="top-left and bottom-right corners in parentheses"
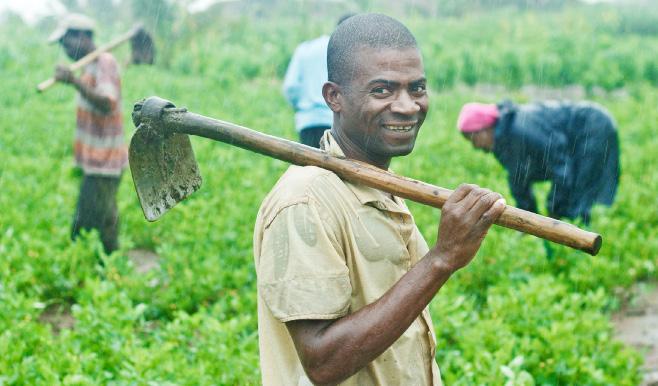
top-left (352, 207), bottom-right (411, 266)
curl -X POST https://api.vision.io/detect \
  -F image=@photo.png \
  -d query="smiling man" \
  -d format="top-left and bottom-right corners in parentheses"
top-left (254, 14), bottom-right (505, 386)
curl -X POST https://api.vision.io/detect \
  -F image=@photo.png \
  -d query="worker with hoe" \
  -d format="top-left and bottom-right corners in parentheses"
top-left (254, 13), bottom-right (506, 385)
top-left (458, 100), bottom-right (619, 226)
top-left (49, 14), bottom-right (127, 254)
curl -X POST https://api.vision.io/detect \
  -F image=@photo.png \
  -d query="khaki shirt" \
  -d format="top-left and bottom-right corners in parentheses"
top-left (253, 131), bottom-right (442, 386)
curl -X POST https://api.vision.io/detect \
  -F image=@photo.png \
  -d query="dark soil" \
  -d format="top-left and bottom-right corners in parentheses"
top-left (127, 248), bottom-right (160, 274)
top-left (613, 282), bottom-right (658, 386)
top-left (38, 302), bottom-right (75, 335)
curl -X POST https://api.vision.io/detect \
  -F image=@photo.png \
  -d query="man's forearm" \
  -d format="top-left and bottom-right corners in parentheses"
top-left (287, 252), bottom-right (454, 385)
top-left (288, 184), bottom-right (505, 385)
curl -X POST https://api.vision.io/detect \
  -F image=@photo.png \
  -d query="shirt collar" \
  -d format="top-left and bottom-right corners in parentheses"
top-left (320, 131), bottom-right (411, 215)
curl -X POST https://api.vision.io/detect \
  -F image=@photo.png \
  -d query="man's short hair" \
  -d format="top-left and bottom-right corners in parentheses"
top-left (327, 13), bottom-right (418, 86)
top-left (337, 13), bottom-right (356, 26)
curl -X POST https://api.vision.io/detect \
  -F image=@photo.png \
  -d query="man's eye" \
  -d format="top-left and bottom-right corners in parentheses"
top-left (411, 84), bottom-right (427, 93)
top-left (371, 87), bottom-right (391, 95)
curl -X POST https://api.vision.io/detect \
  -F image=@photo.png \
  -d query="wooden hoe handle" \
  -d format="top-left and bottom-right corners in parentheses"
top-left (133, 97), bottom-right (603, 255)
top-left (37, 25), bottom-right (142, 93)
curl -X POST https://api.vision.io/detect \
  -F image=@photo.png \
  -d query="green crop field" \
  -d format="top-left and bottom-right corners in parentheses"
top-left (1, 2), bottom-right (657, 385)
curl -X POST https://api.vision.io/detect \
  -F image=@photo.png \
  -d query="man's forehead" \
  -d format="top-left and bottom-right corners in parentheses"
top-left (353, 46), bottom-right (424, 79)
top-left (355, 44), bottom-right (421, 59)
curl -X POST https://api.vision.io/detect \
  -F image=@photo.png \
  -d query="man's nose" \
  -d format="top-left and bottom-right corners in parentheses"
top-left (391, 91), bottom-right (421, 115)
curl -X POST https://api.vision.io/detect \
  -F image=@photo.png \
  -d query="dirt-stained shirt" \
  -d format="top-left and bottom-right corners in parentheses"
top-left (75, 52), bottom-right (127, 176)
top-left (253, 131), bottom-right (442, 386)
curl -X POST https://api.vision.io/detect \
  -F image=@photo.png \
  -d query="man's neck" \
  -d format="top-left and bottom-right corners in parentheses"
top-left (330, 128), bottom-right (391, 170)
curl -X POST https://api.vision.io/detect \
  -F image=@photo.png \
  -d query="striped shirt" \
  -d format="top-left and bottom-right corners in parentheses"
top-left (75, 52), bottom-right (127, 176)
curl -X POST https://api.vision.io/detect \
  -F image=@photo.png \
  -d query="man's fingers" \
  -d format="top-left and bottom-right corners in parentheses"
top-left (474, 197), bottom-right (506, 232)
top-left (55, 65), bottom-right (73, 81)
top-left (473, 191), bottom-right (504, 216)
top-left (445, 186), bottom-right (505, 230)
top-left (446, 183), bottom-right (478, 205)
top-left (55, 67), bottom-right (67, 81)
top-left (461, 191), bottom-right (499, 224)
top-left (448, 184), bottom-right (490, 210)
top-left (461, 188), bottom-right (495, 212)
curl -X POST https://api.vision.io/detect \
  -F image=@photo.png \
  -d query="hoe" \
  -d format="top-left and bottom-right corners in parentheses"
top-left (37, 24), bottom-right (154, 93)
top-left (129, 96), bottom-right (602, 255)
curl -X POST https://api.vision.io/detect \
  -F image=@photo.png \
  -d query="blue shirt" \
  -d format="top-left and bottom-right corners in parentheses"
top-left (282, 35), bottom-right (333, 132)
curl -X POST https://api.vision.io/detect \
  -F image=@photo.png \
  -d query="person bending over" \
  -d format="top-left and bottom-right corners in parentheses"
top-left (458, 100), bottom-right (619, 225)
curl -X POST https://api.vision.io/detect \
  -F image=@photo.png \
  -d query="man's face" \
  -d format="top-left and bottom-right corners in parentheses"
top-left (335, 46), bottom-right (428, 167)
top-left (464, 128), bottom-right (495, 152)
top-left (59, 30), bottom-right (90, 61)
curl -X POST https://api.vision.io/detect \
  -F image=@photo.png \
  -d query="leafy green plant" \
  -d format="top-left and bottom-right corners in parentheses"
top-left (1, 5), bottom-right (657, 384)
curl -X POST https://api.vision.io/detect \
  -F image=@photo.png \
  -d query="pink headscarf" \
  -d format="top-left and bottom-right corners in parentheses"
top-left (457, 103), bottom-right (500, 133)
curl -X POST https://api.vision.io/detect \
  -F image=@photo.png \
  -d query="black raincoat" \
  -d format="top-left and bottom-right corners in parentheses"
top-left (493, 100), bottom-right (619, 222)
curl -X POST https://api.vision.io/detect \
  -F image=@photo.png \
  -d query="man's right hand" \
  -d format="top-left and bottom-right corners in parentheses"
top-left (55, 65), bottom-right (77, 85)
top-left (432, 183), bottom-right (506, 273)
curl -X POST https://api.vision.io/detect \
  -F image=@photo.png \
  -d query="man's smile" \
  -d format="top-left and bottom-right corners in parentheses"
top-left (382, 122), bottom-right (418, 132)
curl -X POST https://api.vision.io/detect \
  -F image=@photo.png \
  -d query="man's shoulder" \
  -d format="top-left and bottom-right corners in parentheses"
top-left (271, 164), bottom-right (346, 201)
top-left (257, 165), bottom-right (351, 226)
top-left (96, 52), bottom-right (119, 71)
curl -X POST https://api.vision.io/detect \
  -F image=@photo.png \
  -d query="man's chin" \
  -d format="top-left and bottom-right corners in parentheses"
top-left (387, 142), bottom-right (416, 158)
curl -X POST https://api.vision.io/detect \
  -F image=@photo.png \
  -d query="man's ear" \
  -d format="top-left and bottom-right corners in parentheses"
top-left (322, 81), bottom-right (341, 113)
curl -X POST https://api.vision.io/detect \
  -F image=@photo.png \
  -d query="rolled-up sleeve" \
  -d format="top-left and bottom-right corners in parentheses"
top-left (257, 201), bottom-right (352, 322)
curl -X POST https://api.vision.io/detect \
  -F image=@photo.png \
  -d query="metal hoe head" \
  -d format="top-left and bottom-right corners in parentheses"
top-left (129, 97), bottom-right (202, 221)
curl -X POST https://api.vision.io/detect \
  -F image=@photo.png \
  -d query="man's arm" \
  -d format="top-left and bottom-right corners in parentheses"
top-left (286, 184), bottom-right (506, 385)
top-left (54, 65), bottom-right (113, 114)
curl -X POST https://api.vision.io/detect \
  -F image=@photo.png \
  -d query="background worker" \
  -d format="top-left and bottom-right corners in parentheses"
top-left (255, 13), bottom-right (506, 385)
top-left (458, 100), bottom-right (620, 225)
top-left (282, 14), bottom-right (353, 148)
top-left (49, 13), bottom-right (128, 253)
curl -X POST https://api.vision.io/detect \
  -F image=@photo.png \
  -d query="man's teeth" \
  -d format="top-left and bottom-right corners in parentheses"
top-left (384, 125), bottom-right (415, 132)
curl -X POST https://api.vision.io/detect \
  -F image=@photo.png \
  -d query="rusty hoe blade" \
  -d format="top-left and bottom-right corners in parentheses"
top-left (129, 97), bottom-right (202, 221)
